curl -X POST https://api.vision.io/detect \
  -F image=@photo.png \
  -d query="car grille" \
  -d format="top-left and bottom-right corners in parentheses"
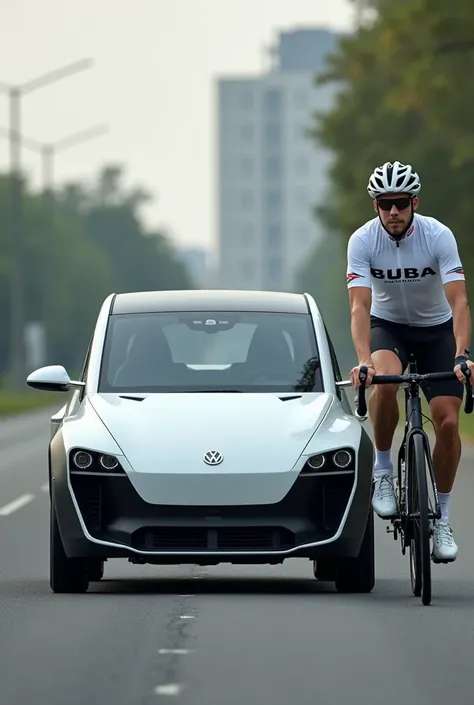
top-left (71, 479), bottom-right (103, 533)
top-left (320, 475), bottom-right (354, 535)
top-left (131, 526), bottom-right (295, 552)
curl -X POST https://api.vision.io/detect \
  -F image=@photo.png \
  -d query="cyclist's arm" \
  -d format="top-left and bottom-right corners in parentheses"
top-left (436, 226), bottom-right (471, 357)
top-left (346, 234), bottom-right (373, 366)
top-left (445, 282), bottom-right (471, 357)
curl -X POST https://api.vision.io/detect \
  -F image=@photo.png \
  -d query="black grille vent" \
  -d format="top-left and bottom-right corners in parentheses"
top-left (71, 477), bottom-right (103, 533)
top-left (132, 526), bottom-right (295, 552)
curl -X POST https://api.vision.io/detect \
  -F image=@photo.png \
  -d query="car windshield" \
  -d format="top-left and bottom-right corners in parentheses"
top-left (98, 310), bottom-right (323, 393)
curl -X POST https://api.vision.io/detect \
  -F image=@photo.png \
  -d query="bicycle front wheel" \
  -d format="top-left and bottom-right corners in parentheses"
top-left (408, 433), bottom-right (431, 605)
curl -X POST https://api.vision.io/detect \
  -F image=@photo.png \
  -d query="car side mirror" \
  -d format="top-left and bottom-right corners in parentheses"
top-left (26, 365), bottom-right (85, 392)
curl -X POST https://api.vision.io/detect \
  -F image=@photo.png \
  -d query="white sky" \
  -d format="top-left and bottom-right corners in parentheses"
top-left (0, 0), bottom-right (354, 253)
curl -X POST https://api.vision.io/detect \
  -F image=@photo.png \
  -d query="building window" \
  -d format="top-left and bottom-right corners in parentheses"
top-left (265, 122), bottom-right (281, 146)
top-left (266, 155), bottom-right (282, 178)
top-left (240, 91), bottom-right (254, 110)
top-left (241, 258), bottom-right (255, 281)
top-left (242, 224), bottom-right (254, 244)
top-left (265, 189), bottom-right (282, 211)
top-left (240, 157), bottom-right (254, 177)
top-left (241, 191), bottom-right (254, 209)
top-left (267, 224), bottom-right (282, 245)
top-left (268, 258), bottom-right (282, 281)
top-left (264, 88), bottom-right (282, 113)
top-left (240, 123), bottom-right (254, 141)
top-left (294, 89), bottom-right (308, 108)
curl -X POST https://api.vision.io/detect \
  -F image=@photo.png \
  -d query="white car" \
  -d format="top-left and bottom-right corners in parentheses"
top-left (28, 289), bottom-right (375, 594)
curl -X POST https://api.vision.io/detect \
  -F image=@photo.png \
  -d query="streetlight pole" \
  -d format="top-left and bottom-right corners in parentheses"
top-left (0, 58), bottom-right (94, 390)
top-left (0, 123), bottom-right (109, 363)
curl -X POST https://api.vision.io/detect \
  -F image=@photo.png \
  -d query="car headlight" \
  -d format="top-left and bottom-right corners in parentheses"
top-left (99, 454), bottom-right (119, 470)
top-left (307, 454), bottom-right (326, 470)
top-left (301, 448), bottom-right (355, 475)
top-left (72, 450), bottom-right (93, 469)
top-left (332, 450), bottom-right (352, 469)
top-left (70, 449), bottom-right (126, 475)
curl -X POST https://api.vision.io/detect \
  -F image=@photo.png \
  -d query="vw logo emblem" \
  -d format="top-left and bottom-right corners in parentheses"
top-left (203, 450), bottom-right (223, 465)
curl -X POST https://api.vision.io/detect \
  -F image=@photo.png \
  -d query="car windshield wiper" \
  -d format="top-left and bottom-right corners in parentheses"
top-left (187, 389), bottom-right (243, 393)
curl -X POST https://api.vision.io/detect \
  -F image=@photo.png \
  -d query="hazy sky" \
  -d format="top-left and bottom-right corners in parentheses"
top-left (0, 0), bottom-right (354, 253)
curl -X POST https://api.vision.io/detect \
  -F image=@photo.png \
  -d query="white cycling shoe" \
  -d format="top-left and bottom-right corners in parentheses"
top-left (432, 522), bottom-right (458, 563)
top-left (372, 474), bottom-right (398, 518)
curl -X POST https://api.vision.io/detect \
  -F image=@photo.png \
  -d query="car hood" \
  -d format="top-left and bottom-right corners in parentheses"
top-left (88, 392), bottom-right (333, 475)
top-left (84, 392), bottom-right (336, 505)
top-left (89, 392), bottom-right (332, 464)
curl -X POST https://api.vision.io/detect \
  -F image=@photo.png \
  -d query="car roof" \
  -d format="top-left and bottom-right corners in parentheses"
top-left (111, 289), bottom-right (310, 315)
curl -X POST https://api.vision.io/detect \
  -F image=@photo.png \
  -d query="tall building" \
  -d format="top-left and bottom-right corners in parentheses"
top-left (176, 246), bottom-right (210, 288)
top-left (216, 28), bottom-right (339, 292)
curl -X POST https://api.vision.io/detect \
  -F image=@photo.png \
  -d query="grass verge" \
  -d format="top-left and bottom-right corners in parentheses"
top-left (344, 379), bottom-right (474, 444)
top-left (396, 395), bottom-right (474, 445)
top-left (0, 390), bottom-right (63, 417)
top-left (341, 370), bottom-right (474, 444)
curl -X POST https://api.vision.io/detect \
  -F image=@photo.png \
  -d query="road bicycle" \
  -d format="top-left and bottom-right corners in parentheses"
top-left (341, 356), bottom-right (473, 606)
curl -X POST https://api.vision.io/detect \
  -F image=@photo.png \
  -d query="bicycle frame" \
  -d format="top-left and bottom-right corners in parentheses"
top-left (393, 356), bottom-right (440, 553)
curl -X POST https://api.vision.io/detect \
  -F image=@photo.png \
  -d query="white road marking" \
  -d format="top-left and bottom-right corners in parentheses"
top-left (158, 648), bottom-right (193, 655)
top-left (179, 615), bottom-right (194, 619)
top-left (41, 483), bottom-right (49, 492)
top-left (154, 684), bottom-right (184, 696)
top-left (0, 494), bottom-right (35, 516)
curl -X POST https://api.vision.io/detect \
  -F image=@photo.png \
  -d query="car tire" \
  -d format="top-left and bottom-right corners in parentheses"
top-left (87, 560), bottom-right (105, 582)
top-left (50, 499), bottom-right (89, 594)
top-left (313, 558), bottom-right (337, 581)
top-left (334, 508), bottom-right (375, 593)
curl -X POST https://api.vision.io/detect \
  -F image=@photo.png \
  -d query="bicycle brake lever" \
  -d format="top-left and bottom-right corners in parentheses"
top-left (356, 365), bottom-right (368, 420)
top-left (461, 363), bottom-right (473, 414)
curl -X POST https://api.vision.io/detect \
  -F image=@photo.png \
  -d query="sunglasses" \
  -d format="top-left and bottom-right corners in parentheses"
top-left (377, 197), bottom-right (412, 211)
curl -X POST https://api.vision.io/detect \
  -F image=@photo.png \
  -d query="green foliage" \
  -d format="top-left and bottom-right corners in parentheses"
top-left (0, 389), bottom-right (62, 416)
top-left (0, 165), bottom-right (195, 379)
top-left (296, 235), bottom-right (352, 374)
top-left (296, 0), bottom-right (474, 368)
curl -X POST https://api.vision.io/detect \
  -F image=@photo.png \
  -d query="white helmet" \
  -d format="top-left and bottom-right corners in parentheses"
top-left (367, 161), bottom-right (421, 199)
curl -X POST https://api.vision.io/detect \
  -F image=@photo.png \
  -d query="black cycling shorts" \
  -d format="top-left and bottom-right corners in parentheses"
top-left (370, 315), bottom-right (463, 402)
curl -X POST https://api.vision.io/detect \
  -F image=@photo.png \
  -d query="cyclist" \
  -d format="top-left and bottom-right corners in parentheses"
top-left (346, 160), bottom-right (474, 563)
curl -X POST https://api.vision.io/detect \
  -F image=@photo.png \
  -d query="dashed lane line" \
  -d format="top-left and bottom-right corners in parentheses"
top-left (0, 494), bottom-right (35, 516)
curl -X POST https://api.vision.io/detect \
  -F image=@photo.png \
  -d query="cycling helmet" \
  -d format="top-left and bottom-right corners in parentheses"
top-left (367, 161), bottom-right (421, 199)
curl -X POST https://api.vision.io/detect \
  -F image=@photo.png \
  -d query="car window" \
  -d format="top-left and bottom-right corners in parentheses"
top-left (98, 310), bottom-right (323, 393)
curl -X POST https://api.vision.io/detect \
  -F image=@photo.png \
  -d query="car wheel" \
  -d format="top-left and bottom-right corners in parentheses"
top-left (334, 509), bottom-right (375, 594)
top-left (50, 499), bottom-right (89, 594)
top-left (87, 560), bottom-right (105, 582)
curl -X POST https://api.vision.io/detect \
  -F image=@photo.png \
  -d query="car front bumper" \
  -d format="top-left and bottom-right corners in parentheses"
top-left (51, 430), bottom-right (374, 564)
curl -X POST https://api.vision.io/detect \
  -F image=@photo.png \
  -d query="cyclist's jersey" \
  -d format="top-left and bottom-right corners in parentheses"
top-left (346, 213), bottom-right (465, 327)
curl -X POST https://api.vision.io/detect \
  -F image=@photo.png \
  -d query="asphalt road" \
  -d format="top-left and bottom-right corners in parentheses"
top-left (1, 405), bottom-right (474, 705)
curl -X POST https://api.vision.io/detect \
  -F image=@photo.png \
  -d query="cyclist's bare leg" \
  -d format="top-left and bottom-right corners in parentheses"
top-left (428, 395), bottom-right (461, 559)
top-left (429, 396), bottom-right (462, 494)
top-left (369, 350), bottom-right (403, 452)
top-left (368, 350), bottom-right (403, 517)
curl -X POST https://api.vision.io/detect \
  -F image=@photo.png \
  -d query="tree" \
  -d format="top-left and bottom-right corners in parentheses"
top-left (0, 164), bottom-right (196, 382)
top-left (0, 173), bottom-right (115, 375)
top-left (296, 234), bottom-right (353, 373)
top-left (303, 0), bottom-right (474, 309)
top-left (57, 165), bottom-right (194, 295)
